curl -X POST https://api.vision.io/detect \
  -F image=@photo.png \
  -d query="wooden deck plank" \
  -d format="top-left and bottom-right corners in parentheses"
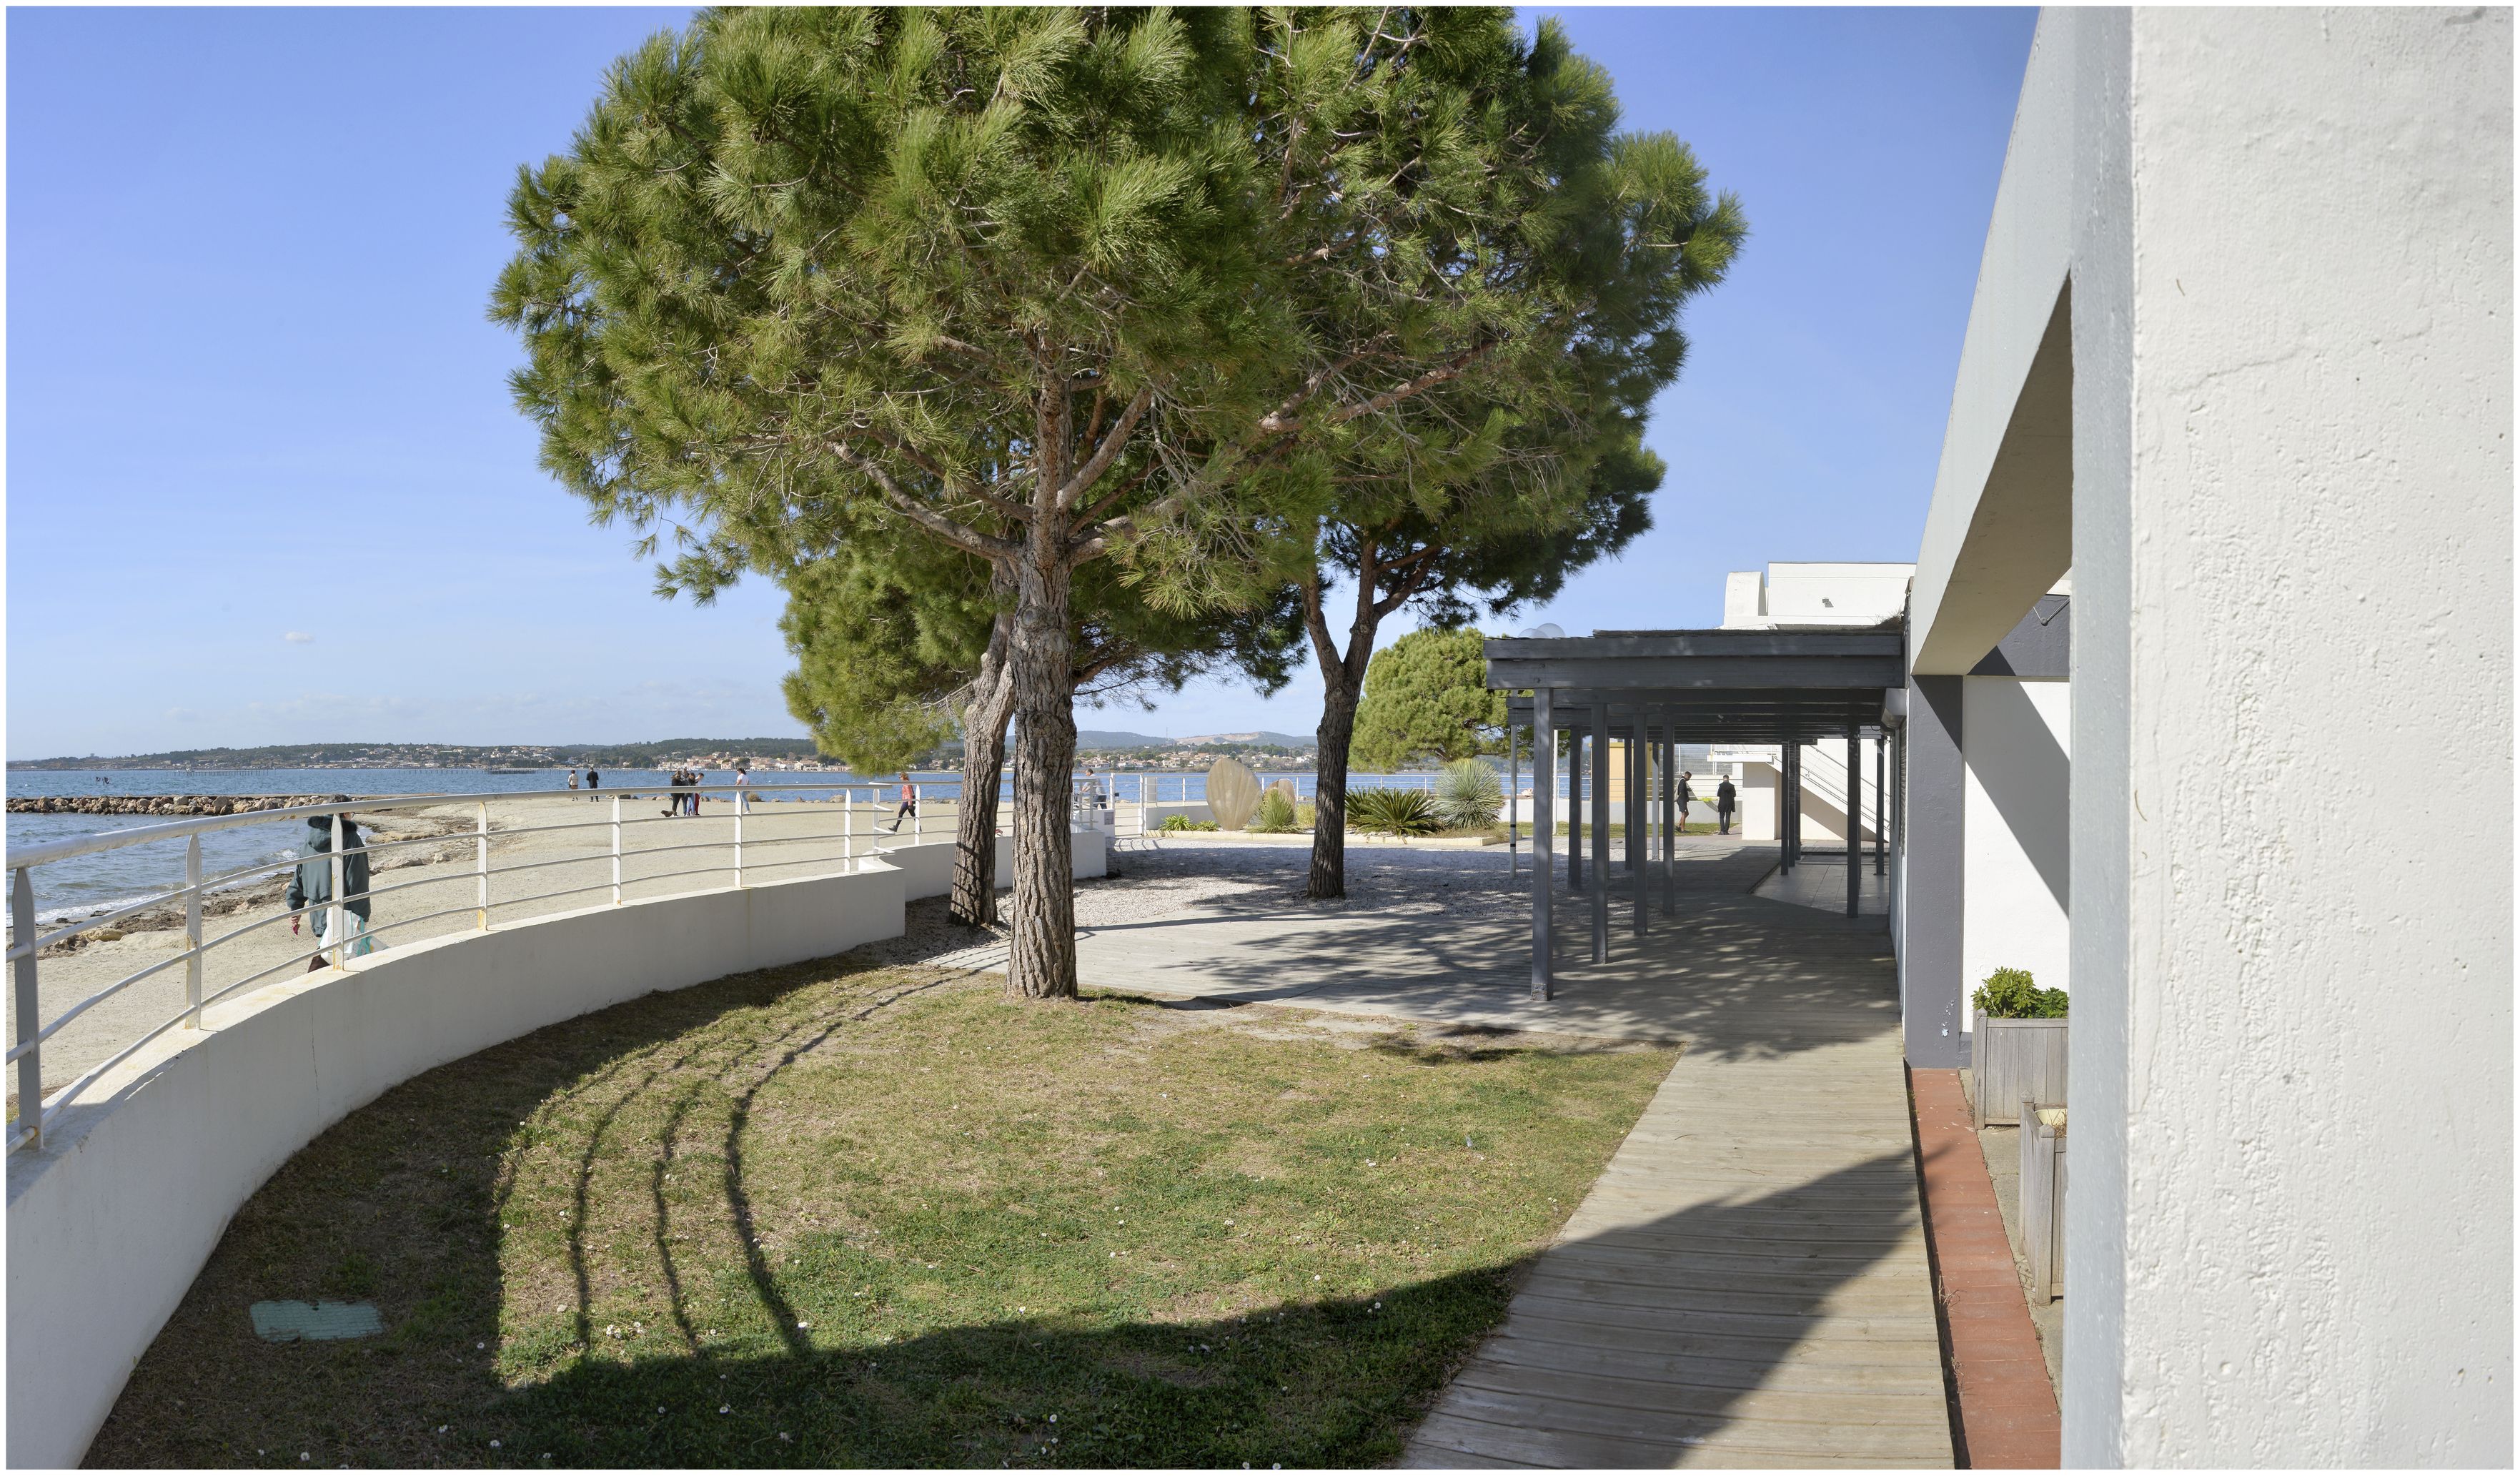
top-left (1402, 842), bottom-right (1953, 1468)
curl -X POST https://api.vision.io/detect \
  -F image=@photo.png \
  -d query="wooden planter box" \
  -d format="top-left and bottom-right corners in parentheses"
top-left (1972, 1012), bottom-right (2068, 1128)
top-left (2018, 1102), bottom-right (2067, 1303)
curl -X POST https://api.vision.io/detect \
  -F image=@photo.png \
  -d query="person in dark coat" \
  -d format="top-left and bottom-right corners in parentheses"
top-left (1715, 776), bottom-right (1738, 835)
top-left (287, 801), bottom-right (374, 970)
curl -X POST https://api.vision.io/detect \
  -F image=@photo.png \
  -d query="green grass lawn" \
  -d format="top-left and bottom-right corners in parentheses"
top-left (93, 949), bottom-right (1675, 1468)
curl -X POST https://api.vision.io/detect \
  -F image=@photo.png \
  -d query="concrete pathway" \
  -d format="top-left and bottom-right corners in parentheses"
top-left (1040, 837), bottom-right (1952, 1466)
top-left (1065, 838), bottom-right (1903, 1051)
top-left (1752, 855), bottom-right (1892, 918)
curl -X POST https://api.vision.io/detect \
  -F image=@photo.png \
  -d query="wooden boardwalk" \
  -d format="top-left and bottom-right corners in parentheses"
top-left (1400, 846), bottom-right (1954, 1468)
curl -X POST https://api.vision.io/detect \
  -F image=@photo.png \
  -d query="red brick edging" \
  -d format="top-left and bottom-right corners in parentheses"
top-left (1910, 1066), bottom-right (2062, 1468)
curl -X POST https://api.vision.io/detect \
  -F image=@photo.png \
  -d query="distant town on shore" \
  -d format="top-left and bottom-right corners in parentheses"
top-left (9, 731), bottom-right (1323, 773)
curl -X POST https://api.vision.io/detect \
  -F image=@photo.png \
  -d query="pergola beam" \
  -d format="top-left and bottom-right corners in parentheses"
top-left (1494, 625), bottom-right (1908, 987)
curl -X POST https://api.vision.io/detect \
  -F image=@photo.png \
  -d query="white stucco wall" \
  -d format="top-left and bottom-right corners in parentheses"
top-left (2104, 9), bottom-right (2512, 1464)
top-left (2008, 6), bottom-right (2514, 1465)
top-left (6, 830), bottom-right (1108, 1469)
top-left (1961, 677), bottom-right (2070, 1034)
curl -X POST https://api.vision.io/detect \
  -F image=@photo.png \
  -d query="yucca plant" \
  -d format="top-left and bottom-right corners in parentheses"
top-left (1347, 786), bottom-right (1444, 839)
top-left (1434, 759), bottom-right (1505, 830)
top-left (1251, 789), bottom-right (1301, 833)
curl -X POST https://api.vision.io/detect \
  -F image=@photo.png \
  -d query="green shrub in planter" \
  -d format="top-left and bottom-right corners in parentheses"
top-left (1251, 790), bottom-right (1299, 833)
top-left (1973, 966), bottom-right (2069, 1019)
top-left (1347, 787), bottom-right (1444, 838)
top-left (1159, 814), bottom-right (1221, 833)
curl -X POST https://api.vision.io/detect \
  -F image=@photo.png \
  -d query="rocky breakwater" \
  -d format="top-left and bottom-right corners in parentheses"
top-left (7, 794), bottom-right (335, 818)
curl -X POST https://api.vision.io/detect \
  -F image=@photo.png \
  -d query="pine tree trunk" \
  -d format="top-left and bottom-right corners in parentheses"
top-left (948, 624), bottom-right (1015, 927)
top-left (1306, 674), bottom-right (1361, 898)
top-left (1303, 557), bottom-right (1387, 901)
top-left (1005, 555), bottom-right (1078, 999)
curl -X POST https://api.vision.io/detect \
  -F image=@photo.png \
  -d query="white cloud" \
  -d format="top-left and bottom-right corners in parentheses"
top-left (283, 631), bottom-right (314, 644)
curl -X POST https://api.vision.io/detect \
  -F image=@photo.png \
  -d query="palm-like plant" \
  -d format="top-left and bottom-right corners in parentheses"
top-left (1434, 759), bottom-right (1505, 831)
top-left (1251, 789), bottom-right (1301, 833)
top-left (1347, 786), bottom-right (1444, 839)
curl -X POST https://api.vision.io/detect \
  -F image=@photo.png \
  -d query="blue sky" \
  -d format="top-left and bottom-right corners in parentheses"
top-left (5, 6), bottom-right (2035, 760)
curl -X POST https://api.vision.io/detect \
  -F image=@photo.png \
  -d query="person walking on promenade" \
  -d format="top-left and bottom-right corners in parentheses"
top-left (587, 767), bottom-right (601, 798)
top-left (567, 767), bottom-right (581, 794)
top-left (663, 768), bottom-right (684, 818)
top-left (287, 802), bottom-right (374, 971)
top-left (886, 771), bottom-right (918, 834)
top-left (733, 763), bottom-right (751, 816)
top-left (1715, 776), bottom-right (1737, 836)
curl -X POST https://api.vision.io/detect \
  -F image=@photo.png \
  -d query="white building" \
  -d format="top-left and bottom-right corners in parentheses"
top-left (1900, 9), bottom-right (2509, 1464)
top-left (1491, 9), bottom-right (2509, 1464)
top-left (1715, 563), bottom-right (1912, 849)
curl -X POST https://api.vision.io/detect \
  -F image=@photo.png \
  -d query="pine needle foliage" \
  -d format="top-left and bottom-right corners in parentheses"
top-left (1351, 627), bottom-right (1511, 772)
top-left (492, 7), bottom-right (1737, 997)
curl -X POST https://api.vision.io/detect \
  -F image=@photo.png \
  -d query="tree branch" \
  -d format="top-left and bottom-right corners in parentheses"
top-left (1055, 384), bottom-right (1157, 510)
top-left (824, 440), bottom-right (1021, 560)
top-left (1326, 337), bottom-right (1501, 427)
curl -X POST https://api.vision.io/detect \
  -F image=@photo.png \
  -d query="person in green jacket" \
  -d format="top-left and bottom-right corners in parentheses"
top-left (287, 801), bottom-right (374, 970)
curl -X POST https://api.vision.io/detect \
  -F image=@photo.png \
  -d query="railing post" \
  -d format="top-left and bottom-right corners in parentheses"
top-left (184, 835), bottom-right (204, 1029)
top-left (845, 786), bottom-right (855, 869)
top-left (611, 796), bottom-right (624, 906)
top-left (328, 815), bottom-right (349, 969)
top-left (475, 801), bottom-right (490, 930)
top-left (733, 793), bottom-right (744, 888)
top-left (14, 866), bottom-right (41, 1148)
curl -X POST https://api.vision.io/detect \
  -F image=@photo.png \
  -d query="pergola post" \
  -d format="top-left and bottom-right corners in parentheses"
top-left (1590, 704), bottom-right (1610, 964)
top-left (1875, 735), bottom-right (1887, 876)
top-left (1531, 688), bottom-right (1554, 1001)
top-left (1846, 719), bottom-right (1862, 918)
top-left (1781, 740), bottom-right (1797, 872)
top-left (1507, 718), bottom-right (1519, 873)
top-left (1661, 727), bottom-right (1677, 916)
top-left (1569, 730), bottom-right (1584, 891)
top-left (1630, 725), bottom-right (1647, 936)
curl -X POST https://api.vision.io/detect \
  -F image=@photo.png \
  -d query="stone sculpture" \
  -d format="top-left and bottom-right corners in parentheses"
top-left (1206, 756), bottom-right (1264, 831)
top-left (1265, 778), bottom-right (1299, 810)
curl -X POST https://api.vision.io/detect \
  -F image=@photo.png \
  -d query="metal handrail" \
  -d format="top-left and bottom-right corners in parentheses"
top-left (2, 780), bottom-right (967, 1151)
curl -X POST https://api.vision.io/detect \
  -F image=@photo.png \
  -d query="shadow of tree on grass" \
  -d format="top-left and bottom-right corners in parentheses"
top-left (84, 946), bottom-right (1677, 1469)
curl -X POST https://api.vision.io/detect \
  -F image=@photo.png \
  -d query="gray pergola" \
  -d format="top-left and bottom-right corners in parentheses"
top-left (1485, 628), bottom-right (1908, 1000)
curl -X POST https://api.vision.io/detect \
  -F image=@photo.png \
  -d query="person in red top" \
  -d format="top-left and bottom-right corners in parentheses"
top-left (886, 771), bottom-right (918, 834)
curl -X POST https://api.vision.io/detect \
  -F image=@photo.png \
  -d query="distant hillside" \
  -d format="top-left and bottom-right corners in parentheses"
top-left (17, 729), bottom-right (1321, 770)
top-left (1180, 730), bottom-right (1311, 748)
top-left (10, 739), bottom-right (830, 771)
top-left (1073, 730), bottom-right (1171, 750)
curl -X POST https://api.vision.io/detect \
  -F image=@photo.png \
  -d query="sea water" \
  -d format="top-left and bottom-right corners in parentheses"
top-left (4, 764), bottom-right (1428, 923)
top-left (1, 768), bottom-right (923, 923)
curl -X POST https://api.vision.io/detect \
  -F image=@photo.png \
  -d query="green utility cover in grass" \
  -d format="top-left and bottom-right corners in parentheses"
top-left (249, 1300), bottom-right (382, 1342)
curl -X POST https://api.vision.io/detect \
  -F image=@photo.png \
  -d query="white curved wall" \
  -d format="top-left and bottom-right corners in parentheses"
top-left (6, 830), bottom-right (1106, 1469)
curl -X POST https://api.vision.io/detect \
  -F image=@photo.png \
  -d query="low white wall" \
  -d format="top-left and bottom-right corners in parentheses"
top-left (6, 829), bottom-right (1108, 1470)
top-left (1136, 801), bottom-right (1217, 828)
